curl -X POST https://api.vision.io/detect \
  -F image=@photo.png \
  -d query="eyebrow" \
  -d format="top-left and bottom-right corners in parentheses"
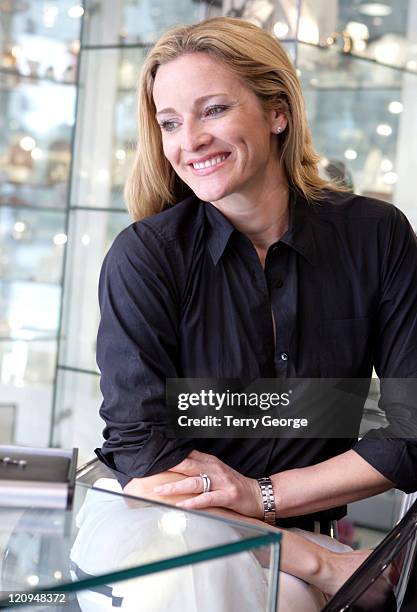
top-left (155, 93), bottom-right (229, 117)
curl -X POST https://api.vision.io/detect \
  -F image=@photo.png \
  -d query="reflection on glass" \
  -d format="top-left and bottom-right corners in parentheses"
top-left (226, 0), bottom-right (298, 39)
top-left (0, 0), bottom-right (81, 453)
top-left (53, 370), bottom-right (103, 464)
top-left (83, 0), bottom-right (210, 47)
top-left (0, 1), bottom-right (81, 209)
top-left (0, 482), bottom-right (280, 612)
top-left (58, 209), bottom-right (129, 373)
top-left (281, 40), bottom-right (297, 64)
top-left (0, 0), bottom-right (81, 82)
top-left (0, 338), bottom-right (56, 387)
top-left (300, 0), bottom-right (417, 73)
top-left (298, 43), bottom-right (409, 201)
top-left (72, 48), bottom-right (144, 209)
top-left (0, 337), bottom-right (53, 448)
top-left (0, 75), bottom-right (76, 208)
top-left (70, 484), bottom-right (272, 611)
top-left (0, 281), bottom-right (60, 339)
top-left (0, 207), bottom-right (66, 282)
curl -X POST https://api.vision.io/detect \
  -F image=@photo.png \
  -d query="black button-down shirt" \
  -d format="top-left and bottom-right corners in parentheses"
top-left (95, 189), bottom-right (417, 523)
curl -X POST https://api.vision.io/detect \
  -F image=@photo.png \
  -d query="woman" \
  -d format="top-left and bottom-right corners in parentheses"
top-left (95, 16), bottom-right (417, 603)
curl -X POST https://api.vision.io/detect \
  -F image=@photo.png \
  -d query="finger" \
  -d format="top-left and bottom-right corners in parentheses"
top-left (154, 476), bottom-right (203, 496)
top-left (176, 491), bottom-right (222, 510)
top-left (167, 458), bottom-right (205, 475)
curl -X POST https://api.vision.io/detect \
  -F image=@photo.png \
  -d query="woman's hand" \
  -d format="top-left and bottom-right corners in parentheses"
top-left (153, 450), bottom-right (264, 518)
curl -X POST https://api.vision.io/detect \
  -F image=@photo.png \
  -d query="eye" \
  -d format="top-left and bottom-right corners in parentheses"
top-left (159, 119), bottom-right (180, 133)
top-left (203, 105), bottom-right (228, 117)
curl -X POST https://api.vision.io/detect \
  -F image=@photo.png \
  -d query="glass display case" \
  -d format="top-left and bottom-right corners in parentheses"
top-left (299, 42), bottom-right (406, 198)
top-left (0, 475), bottom-right (281, 611)
top-left (299, 0), bottom-right (417, 72)
top-left (0, 0), bottom-right (82, 448)
top-left (0, 0), bottom-right (81, 208)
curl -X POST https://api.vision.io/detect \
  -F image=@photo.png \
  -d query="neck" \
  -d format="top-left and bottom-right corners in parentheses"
top-left (212, 180), bottom-right (290, 264)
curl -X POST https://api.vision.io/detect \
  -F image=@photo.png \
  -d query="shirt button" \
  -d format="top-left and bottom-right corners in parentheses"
top-left (280, 352), bottom-right (289, 361)
top-left (275, 279), bottom-right (283, 288)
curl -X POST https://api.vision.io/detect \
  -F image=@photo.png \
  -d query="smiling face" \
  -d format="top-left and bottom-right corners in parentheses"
top-left (152, 52), bottom-right (286, 205)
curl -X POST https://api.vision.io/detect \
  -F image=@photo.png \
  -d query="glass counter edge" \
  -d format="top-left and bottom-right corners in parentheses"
top-left (0, 481), bottom-right (281, 603)
top-left (78, 480), bottom-right (282, 537)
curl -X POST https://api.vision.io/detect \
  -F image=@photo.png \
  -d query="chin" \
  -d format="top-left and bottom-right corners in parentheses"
top-left (191, 184), bottom-right (232, 203)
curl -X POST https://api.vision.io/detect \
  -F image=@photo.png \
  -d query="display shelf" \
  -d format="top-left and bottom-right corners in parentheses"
top-left (0, 65), bottom-right (77, 85)
top-left (0, 203), bottom-right (68, 212)
top-left (57, 365), bottom-right (100, 376)
top-left (298, 41), bottom-right (405, 88)
top-left (299, 0), bottom-right (417, 74)
top-left (0, 278), bottom-right (61, 287)
top-left (0, 334), bottom-right (58, 342)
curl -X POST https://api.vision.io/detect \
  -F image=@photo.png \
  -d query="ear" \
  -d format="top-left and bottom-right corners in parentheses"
top-left (269, 110), bottom-right (288, 134)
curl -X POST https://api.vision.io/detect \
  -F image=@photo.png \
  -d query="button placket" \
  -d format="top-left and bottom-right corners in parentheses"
top-left (266, 245), bottom-right (295, 374)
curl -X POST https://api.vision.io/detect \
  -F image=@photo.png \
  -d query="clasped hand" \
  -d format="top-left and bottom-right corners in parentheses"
top-left (153, 450), bottom-right (263, 519)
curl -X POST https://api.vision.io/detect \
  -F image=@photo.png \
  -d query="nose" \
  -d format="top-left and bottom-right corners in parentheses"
top-left (181, 119), bottom-right (212, 152)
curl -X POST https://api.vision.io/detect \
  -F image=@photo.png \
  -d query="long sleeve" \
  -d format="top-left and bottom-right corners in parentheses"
top-left (94, 221), bottom-right (193, 487)
top-left (353, 206), bottom-right (417, 492)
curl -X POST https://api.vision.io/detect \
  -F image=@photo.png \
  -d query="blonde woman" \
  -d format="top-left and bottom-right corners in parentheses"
top-left (95, 17), bottom-right (417, 606)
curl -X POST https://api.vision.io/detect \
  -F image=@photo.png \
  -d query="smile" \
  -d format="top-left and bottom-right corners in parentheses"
top-left (191, 154), bottom-right (229, 170)
top-left (188, 153), bottom-right (231, 177)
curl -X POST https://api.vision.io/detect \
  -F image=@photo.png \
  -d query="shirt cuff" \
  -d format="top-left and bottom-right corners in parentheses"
top-left (96, 430), bottom-right (194, 488)
top-left (353, 436), bottom-right (417, 493)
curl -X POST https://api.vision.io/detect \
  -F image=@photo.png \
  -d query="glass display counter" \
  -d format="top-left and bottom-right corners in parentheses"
top-left (0, 477), bottom-right (281, 611)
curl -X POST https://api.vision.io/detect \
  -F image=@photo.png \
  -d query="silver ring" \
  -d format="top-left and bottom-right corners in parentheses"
top-left (200, 473), bottom-right (211, 493)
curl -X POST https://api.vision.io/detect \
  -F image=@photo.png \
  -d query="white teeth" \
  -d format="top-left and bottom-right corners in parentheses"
top-left (193, 154), bottom-right (227, 170)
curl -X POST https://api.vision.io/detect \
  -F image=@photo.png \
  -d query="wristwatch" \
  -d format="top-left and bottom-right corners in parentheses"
top-left (257, 477), bottom-right (276, 525)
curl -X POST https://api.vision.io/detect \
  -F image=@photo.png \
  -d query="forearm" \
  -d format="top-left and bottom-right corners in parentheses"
top-left (122, 472), bottom-right (369, 595)
top-left (124, 472), bottom-right (200, 506)
top-left (271, 449), bottom-right (394, 518)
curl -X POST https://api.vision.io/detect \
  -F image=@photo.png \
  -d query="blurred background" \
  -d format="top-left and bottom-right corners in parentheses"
top-left (0, 0), bottom-right (416, 548)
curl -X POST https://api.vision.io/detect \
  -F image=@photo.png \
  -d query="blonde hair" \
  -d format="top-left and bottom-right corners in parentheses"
top-left (125, 17), bottom-right (344, 220)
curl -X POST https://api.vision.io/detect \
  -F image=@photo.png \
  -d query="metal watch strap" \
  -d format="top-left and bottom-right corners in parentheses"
top-left (257, 477), bottom-right (276, 525)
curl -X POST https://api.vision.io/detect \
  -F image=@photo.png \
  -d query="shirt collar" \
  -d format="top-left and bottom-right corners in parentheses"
top-left (204, 189), bottom-right (317, 266)
top-left (205, 201), bottom-right (236, 266)
top-left (281, 189), bottom-right (317, 266)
